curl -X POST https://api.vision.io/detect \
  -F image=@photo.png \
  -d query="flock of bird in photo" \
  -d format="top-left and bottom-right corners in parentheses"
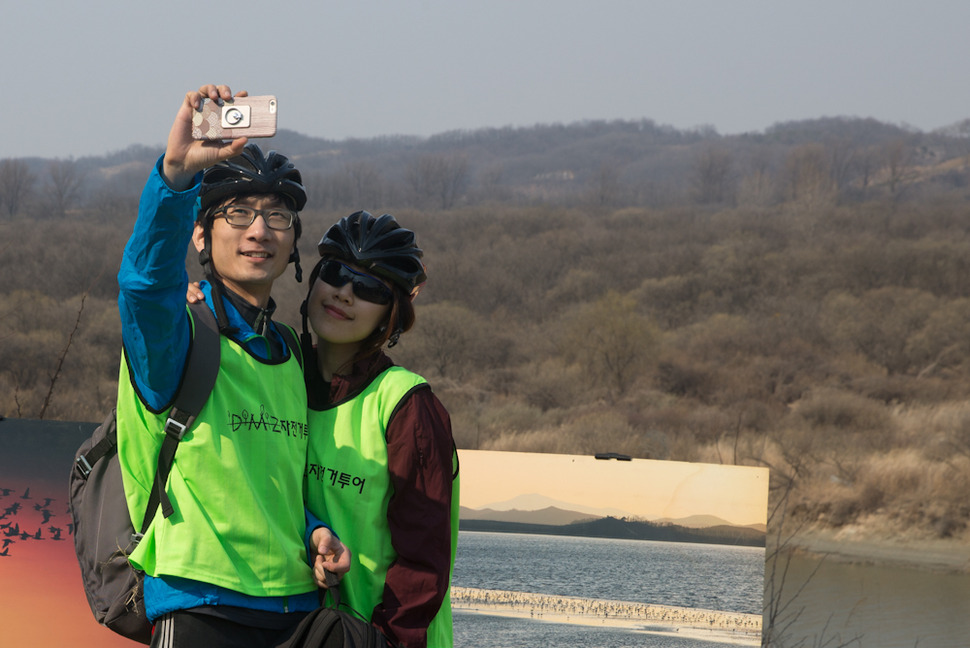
top-left (0, 486), bottom-right (69, 557)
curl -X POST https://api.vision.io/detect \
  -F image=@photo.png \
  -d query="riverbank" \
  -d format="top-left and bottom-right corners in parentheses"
top-left (451, 586), bottom-right (761, 644)
top-left (784, 523), bottom-right (970, 573)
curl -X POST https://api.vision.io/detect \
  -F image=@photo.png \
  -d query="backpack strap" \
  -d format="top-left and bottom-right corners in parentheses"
top-left (141, 302), bottom-right (221, 532)
top-left (73, 410), bottom-right (119, 478)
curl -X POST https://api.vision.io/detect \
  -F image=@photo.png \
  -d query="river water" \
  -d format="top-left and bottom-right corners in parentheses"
top-left (451, 531), bottom-right (970, 647)
top-left (764, 549), bottom-right (970, 647)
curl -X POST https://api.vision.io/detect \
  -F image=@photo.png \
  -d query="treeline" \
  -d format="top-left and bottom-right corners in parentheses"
top-left (3, 116), bottom-right (970, 542)
top-left (459, 517), bottom-right (766, 548)
top-left (4, 115), bottom-right (970, 219)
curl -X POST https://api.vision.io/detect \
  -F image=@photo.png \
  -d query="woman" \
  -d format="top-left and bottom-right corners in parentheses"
top-left (301, 211), bottom-right (460, 648)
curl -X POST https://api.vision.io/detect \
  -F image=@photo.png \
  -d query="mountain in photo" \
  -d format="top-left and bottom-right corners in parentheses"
top-left (460, 505), bottom-right (597, 526)
top-left (471, 493), bottom-right (635, 519)
top-left (460, 495), bottom-right (765, 547)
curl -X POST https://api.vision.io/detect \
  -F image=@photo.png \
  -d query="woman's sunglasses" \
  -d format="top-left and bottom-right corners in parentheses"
top-left (318, 259), bottom-right (393, 305)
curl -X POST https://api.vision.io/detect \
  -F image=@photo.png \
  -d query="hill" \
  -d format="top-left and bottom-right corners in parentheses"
top-left (2, 114), bottom-right (969, 551)
top-left (5, 114), bottom-right (965, 219)
top-left (460, 506), bottom-right (596, 526)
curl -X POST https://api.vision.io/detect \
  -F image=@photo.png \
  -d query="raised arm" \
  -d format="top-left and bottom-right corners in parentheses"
top-left (118, 84), bottom-right (250, 410)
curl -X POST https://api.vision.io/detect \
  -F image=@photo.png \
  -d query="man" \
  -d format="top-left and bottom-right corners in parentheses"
top-left (116, 84), bottom-right (348, 648)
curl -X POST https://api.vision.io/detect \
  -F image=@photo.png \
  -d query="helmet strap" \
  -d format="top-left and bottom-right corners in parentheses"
top-left (299, 259), bottom-right (324, 361)
top-left (199, 228), bottom-right (233, 334)
top-left (290, 247), bottom-right (303, 283)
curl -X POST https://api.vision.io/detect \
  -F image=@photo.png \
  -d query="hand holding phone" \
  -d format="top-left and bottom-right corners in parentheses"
top-left (191, 95), bottom-right (278, 140)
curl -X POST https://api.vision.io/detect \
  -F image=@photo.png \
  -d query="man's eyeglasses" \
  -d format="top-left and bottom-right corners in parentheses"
top-left (212, 205), bottom-right (297, 231)
top-left (318, 260), bottom-right (393, 305)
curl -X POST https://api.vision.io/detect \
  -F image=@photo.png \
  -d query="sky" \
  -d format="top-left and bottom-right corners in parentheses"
top-left (3, 1), bottom-right (969, 160)
top-left (460, 450), bottom-right (769, 526)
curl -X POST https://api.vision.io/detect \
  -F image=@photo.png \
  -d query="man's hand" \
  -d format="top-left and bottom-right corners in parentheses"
top-left (161, 84), bottom-right (250, 191)
top-left (310, 527), bottom-right (351, 588)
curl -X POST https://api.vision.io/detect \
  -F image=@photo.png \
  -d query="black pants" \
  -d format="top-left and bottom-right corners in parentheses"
top-left (150, 610), bottom-right (304, 648)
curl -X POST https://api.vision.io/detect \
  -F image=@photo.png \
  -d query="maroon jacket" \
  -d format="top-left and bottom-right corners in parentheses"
top-left (306, 349), bottom-right (456, 648)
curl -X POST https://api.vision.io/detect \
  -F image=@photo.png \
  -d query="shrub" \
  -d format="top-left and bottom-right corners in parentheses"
top-left (515, 358), bottom-right (584, 412)
top-left (792, 388), bottom-right (893, 433)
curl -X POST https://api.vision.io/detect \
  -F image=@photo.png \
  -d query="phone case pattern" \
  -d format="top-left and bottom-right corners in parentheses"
top-left (191, 108), bottom-right (224, 140)
top-left (191, 96), bottom-right (277, 140)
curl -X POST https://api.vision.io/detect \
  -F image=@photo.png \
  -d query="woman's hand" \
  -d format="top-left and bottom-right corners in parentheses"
top-left (186, 281), bottom-right (204, 304)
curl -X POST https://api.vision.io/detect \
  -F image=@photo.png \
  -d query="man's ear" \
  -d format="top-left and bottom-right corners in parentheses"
top-left (192, 222), bottom-right (206, 253)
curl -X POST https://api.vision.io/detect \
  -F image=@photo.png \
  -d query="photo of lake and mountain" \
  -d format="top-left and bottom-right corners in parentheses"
top-left (451, 450), bottom-right (769, 646)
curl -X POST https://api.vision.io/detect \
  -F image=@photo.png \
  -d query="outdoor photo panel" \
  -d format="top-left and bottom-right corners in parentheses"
top-left (0, 420), bottom-right (768, 646)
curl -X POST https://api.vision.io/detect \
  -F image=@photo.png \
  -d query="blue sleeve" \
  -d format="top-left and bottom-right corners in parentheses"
top-left (117, 156), bottom-right (204, 411)
top-left (304, 508), bottom-right (337, 563)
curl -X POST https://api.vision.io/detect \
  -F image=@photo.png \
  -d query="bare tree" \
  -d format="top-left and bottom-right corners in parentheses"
top-left (853, 146), bottom-right (880, 200)
top-left (825, 138), bottom-right (857, 200)
top-left (883, 138), bottom-right (916, 200)
top-left (399, 301), bottom-right (499, 379)
top-left (690, 146), bottom-right (735, 205)
top-left (47, 158), bottom-right (86, 217)
top-left (761, 471), bottom-right (863, 648)
top-left (936, 118), bottom-right (970, 164)
top-left (478, 164), bottom-right (510, 203)
top-left (0, 159), bottom-right (36, 217)
top-left (784, 144), bottom-right (836, 207)
top-left (38, 293), bottom-right (88, 419)
top-left (559, 291), bottom-right (658, 398)
top-left (405, 153), bottom-right (469, 209)
top-left (820, 287), bottom-right (939, 375)
top-left (587, 162), bottom-right (623, 207)
top-left (737, 149), bottom-right (776, 207)
top-left (339, 160), bottom-right (386, 209)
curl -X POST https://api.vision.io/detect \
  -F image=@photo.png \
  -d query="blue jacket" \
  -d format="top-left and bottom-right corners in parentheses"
top-left (118, 156), bottom-right (318, 621)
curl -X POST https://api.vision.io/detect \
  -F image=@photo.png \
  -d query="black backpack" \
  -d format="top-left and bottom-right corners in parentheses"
top-left (69, 302), bottom-right (302, 644)
top-left (280, 572), bottom-right (390, 648)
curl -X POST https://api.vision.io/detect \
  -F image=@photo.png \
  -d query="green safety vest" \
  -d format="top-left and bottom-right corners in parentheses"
top-left (117, 322), bottom-right (314, 597)
top-left (306, 366), bottom-right (460, 647)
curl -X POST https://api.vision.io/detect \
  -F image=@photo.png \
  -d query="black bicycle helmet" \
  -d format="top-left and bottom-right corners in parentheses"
top-left (200, 143), bottom-right (307, 212)
top-left (317, 211), bottom-right (426, 295)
